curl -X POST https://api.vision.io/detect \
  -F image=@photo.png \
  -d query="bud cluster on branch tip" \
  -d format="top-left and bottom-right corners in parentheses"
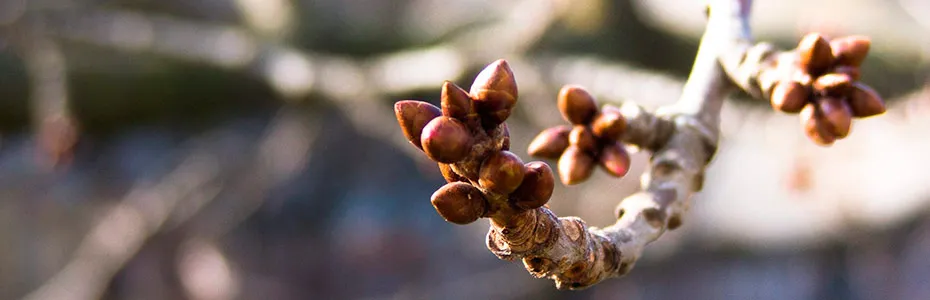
top-left (393, 59), bottom-right (557, 225)
top-left (769, 33), bottom-right (885, 146)
top-left (527, 85), bottom-right (631, 185)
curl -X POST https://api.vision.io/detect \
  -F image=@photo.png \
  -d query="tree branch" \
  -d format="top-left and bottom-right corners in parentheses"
top-left (715, 3), bottom-right (885, 146)
top-left (391, 0), bottom-right (747, 290)
top-left (479, 0), bottom-right (748, 289)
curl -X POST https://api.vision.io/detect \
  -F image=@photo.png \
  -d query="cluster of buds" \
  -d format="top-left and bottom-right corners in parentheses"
top-left (527, 86), bottom-right (631, 185)
top-left (767, 33), bottom-right (885, 145)
top-left (393, 60), bottom-right (556, 224)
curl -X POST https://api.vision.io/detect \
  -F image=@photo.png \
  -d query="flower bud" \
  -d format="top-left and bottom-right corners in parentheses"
top-left (817, 97), bottom-right (852, 138)
top-left (599, 142), bottom-right (631, 177)
top-left (591, 109), bottom-right (626, 140)
top-left (830, 36), bottom-right (870, 67)
top-left (557, 85), bottom-right (598, 125)
top-left (797, 33), bottom-right (834, 76)
top-left (527, 125), bottom-right (570, 159)
top-left (813, 73), bottom-right (852, 96)
top-left (431, 182), bottom-right (487, 224)
top-left (479, 150), bottom-right (526, 194)
top-left (848, 83), bottom-right (885, 118)
top-left (438, 163), bottom-right (467, 183)
top-left (395, 100), bottom-right (442, 150)
top-left (800, 103), bottom-right (836, 146)
top-left (471, 60), bottom-right (518, 128)
top-left (441, 81), bottom-right (473, 120)
top-left (770, 81), bottom-right (808, 113)
top-left (511, 161), bottom-right (555, 210)
top-left (558, 145), bottom-right (595, 185)
top-left (569, 126), bottom-right (597, 152)
top-left (421, 116), bottom-right (473, 163)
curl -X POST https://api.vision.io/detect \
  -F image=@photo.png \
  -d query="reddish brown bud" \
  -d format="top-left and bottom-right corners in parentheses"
top-left (599, 142), bottom-right (631, 177)
top-left (528, 126), bottom-right (571, 159)
top-left (569, 126), bottom-right (597, 152)
top-left (832, 65), bottom-right (861, 81)
top-left (813, 73), bottom-right (853, 96)
top-left (512, 161), bottom-right (555, 210)
top-left (771, 81), bottom-right (808, 113)
top-left (438, 163), bottom-right (467, 183)
top-left (395, 100), bottom-right (442, 150)
top-left (817, 97), bottom-right (853, 138)
top-left (441, 81), bottom-right (473, 120)
top-left (471, 60), bottom-right (518, 128)
top-left (479, 150), bottom-right (526, 194)
top-left (557, 85), bottom-right (598, 125)
top-left (798, 33), bottom-right (835, 76)
top-left (591, 110), bottom-right (626, 140)
top-left (848, 83), bottom-right (885, 117)
top-left (800, 103), bottom-right (836, 146)
top-left (431, 182), bottom-right (487, 224)
top-left (558, 145), bottom-right (595, 185)
top-left (421, 117), bottom-right (473, 163)
top-left (831, 36), bottom-right (871, 67)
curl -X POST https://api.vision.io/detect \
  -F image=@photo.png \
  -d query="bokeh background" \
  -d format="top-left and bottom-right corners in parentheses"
top-left (1, 0), bottom-right (929, 299)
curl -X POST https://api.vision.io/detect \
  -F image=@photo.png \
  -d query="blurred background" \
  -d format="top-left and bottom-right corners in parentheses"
top-left (1, 0), bottom-right (929, 299)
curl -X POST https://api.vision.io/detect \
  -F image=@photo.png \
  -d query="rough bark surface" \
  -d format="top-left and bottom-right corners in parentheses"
top-left (480, 0), bottom-right (751, 289)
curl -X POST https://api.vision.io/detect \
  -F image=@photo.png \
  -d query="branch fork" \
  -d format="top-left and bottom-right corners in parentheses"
top-left (392, 0), bottom-right (885, 289)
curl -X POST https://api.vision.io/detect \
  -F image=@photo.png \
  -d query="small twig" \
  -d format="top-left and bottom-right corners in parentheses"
top-left (484, 0), bottom-right (746, 289)
top-left (395, 0), bottom-right (748, 290)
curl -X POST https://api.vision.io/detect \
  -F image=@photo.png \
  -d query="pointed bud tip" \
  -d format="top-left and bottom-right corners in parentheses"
top-left (771, 81), bottom-right (808, 113)
top-left (470, 59), bottom-right (517, 98)
top-left (557, 146), bottom-right (594, 185)
top-left (395, 100), bottom-right (442, 150)
top-left (431, 182), bottom-right (487, 225)
top-left (849, 83), bottom-right (886, 117)
top-left (599, 143), bottom-right (631, 177)
top-left (831, 36), bottom-right (871, 67)
top-left (817, 97), bottom-right (852, 138)
top-left (471, 60), bottom-right (518, 127)
top-left (557, 85), bottom-right (598, 125)
top-left (798, 32), bottom-right (835, 76)
top-left (800, 103), bottom-right (837, 146)
top-left (528, 126), bottom-right (571, 159)
top-left (441, 81), bottom-right (473, 121)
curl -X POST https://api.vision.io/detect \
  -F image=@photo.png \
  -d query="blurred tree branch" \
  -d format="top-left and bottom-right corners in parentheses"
top-left (22, 108), bottom-right (319, 300)
top-left (22, 148), bottom-right (223, 300)
top-left (12, 19), bottom-right (78, 167)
